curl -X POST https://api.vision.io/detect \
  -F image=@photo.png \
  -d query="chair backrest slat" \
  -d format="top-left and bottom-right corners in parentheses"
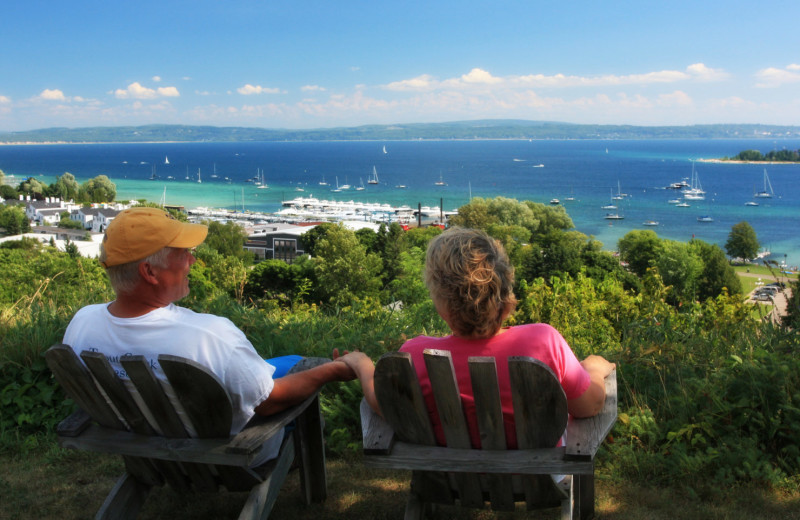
top-left (468, 356), bottom-right (514, 511)
top-left (159, 354), bottom-right (232, 438)
top-left (45, 344), bottom-right (125, 430)
top-left (374, 352), bottom-right (436, 446)
top-left (508, 356), bottom-right (567, 449)
top-left (80, 351), bottom-right (156, 436)
top-left (121, 355), bottom-right (189, 438)
top-left (424, 350), bottom-right (484, 508)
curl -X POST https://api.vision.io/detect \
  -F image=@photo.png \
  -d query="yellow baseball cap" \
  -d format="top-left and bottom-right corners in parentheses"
top-left (100, 207), bottom-right (208, 267)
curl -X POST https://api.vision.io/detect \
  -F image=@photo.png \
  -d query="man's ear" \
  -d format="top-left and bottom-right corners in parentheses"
top-left (138, 261), bottom-right (159, 285)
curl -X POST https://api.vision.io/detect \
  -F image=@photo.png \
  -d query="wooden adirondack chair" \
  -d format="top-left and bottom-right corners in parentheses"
top-left (45, 343), bottom-right (327, 520)
top-left (360, 350), bottom-right (617, 520)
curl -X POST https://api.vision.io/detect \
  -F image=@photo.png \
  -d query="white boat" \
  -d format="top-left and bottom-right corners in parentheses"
top-left (197, 168), bottom-right (201, 183)
top-left (257, 168), bottom-right (269, 189)
top-left (383, 145), bottom-right (387, 154)
top-left (753, 169), bottom-right (774, 198)
top-left (355, 178), bottom-right (365, 191)
top-left (601, 188), bottom-right (617, 209)
top-left (612, 180), bottom-right (627, 200)
top-left (697, 215), bottom-right (714, 222)
top-left (367, 166), bottom-right (379, 184)
top-left (604, 213), bottom-right (624, 220)
top-left (549, 198), bottom-right (560, 205)
top-left (164, 156), bottom-right (170, 165)
top-left (319, 175), bottom-right (329, 186)
top-left (395, 184), bottom-right (407, 189)
top-left (676, 202), bottom-right (690, 207)
top-left (331, 176), bottom-right (342, 192)
top-left (643, 220), bottom-right (659, 226)
top-left (745, 201), bottom-right (759, 206)
top-left (667, 199), bottom-right (681, 204)
top-left (434, 172), bottom-right (447, 186)
top-left (532, 163), bottom-right (545, 168)
top-left (682, 163), bottom-right (705, 200)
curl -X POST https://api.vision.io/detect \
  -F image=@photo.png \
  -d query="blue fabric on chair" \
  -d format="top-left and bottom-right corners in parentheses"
top-left (266, 355), bottom-right (304, 379)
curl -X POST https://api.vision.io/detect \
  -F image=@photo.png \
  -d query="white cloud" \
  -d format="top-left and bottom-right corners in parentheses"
top-left (40, 89), bottom-right (67, 101)
top-left (301, 85), bottom-right (326, 92)
top-left (157, 86), bottom-right (180, 97)
top-left (385, 64), bottom-right (728, 93)
top-left (384, 74), bottom-right (437, 91)
top-left (686, 63), bottom-right (729, 81)
top-left (657, 90), bottom-right (693, 107)
top-left (113, 82), bottom-right (180, 99)
top-left (0, 95), bottom-right (11, 104)
top-left (460, 68), bottom-right (502, 85)
top-left (755, 66), bottom-right (800, 87)
top-left (152, 76), bottom-right (162, 83)
top-left (237, 84), bottom-right (282, 95)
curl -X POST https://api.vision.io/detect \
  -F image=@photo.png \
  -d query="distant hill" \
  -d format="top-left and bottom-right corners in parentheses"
top-left (2, 121), bottom-right (799, 143)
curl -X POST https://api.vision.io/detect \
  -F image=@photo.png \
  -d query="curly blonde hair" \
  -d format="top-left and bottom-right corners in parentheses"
top-left (425, 228), bottom-right (517, 338)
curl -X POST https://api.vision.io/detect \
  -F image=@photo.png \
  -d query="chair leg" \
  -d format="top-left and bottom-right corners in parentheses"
top-left (239, 435), bottom-right (297, 520)
top-left (560, 476), bottom-right (574, 520)
top-left (294, 396), bottom-right (327, 504)
top-left (404, 492), bottom-right (427, 520)
top-left (96, 473), bottom-right (150, 520)
top-left (575, 474), bottom-right (595, 520)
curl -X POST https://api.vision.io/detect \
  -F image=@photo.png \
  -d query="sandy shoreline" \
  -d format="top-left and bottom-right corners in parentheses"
top-left (698, 158), bottom-right (799, 165)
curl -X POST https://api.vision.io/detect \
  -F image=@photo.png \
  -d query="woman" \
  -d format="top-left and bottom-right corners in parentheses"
top-left (346, 227), bottom-right (615, 449)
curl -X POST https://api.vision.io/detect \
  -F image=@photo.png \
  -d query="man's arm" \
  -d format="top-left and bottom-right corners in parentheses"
top-left (254, 358), bottom-right (355, 416)
top-left (567, 354), bottom-right (616, 418)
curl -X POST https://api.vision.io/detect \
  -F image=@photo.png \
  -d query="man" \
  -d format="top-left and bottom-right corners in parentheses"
top-left (63, 206), bottom-right (366, 463)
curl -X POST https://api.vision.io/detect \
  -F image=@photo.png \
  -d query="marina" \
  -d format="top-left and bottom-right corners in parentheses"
top-left (2, 138), bottom-right (800, 266)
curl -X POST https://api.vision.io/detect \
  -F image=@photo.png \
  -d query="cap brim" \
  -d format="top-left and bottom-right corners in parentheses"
top-left (168, 222), bottom-right (208, 249)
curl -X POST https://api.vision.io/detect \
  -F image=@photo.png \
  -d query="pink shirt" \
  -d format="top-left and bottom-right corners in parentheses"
top-left (399, 323), bottom-right (590, 449)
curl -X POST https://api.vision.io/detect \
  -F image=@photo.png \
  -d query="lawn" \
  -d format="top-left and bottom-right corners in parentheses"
top-left (2, 449), bottom-right (799, 519)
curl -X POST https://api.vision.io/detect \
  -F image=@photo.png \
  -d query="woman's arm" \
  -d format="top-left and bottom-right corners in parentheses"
top-left (567, 355), bottom-right (615, 418)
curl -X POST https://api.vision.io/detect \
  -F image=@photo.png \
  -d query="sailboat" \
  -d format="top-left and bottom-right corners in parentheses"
top-left (197, 168), bottom-right (202, 184)
top-left (331, 176), bottom-right (342, 192)
top-left (612, 180), bottom-right (627, 200)
top-left (150, 165), bottom-right (158, 180)
top-left (164, 156), bottom-right (170, 165)
top-left (319, 175), bottom-right (329, 186)
top-left (355, 178), bottom-right (365, 191)
top-left (383, 145), bottom-right (387, 154)
top-left (682, 163), bottom-right (705, 200)
top-left (434, 172), bottom-right (447, 186)
top-left (367, 166), bottom-right (379, 184)
top-left (601, 188), bottom-right (617, 210)
top-left (257, 168), bottom-right (269, 189)
top-left (753, 169), bottom-right (774, 198)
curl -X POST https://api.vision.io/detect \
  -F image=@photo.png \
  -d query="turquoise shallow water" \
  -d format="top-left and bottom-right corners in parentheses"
top-left (2, 139), bottom-right (799, 267)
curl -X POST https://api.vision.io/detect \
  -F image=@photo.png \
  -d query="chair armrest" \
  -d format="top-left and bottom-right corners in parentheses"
top-left (565, 369), bottom-right (617, 459)
top-left (56, 408), bottom-right (92, 437)
top-left (361, 398), bottom-right (396, 455)
top-left (226, 391), bottom-right (321, 455)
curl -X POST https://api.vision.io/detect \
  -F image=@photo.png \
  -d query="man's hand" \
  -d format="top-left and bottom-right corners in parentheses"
top-left (332, 349), bottom-right (373, 380)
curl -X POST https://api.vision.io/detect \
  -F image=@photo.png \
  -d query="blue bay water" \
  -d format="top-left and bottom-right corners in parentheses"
top-left (2, 139), bottom-right (799, 267)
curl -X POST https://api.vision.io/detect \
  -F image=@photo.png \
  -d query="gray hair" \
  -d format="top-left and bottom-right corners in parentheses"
top-left (104, 247), bottom-right (173, 295)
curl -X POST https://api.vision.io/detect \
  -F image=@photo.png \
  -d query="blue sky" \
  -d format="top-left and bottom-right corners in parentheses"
top-left (2, 0), bottom-right (799, 131)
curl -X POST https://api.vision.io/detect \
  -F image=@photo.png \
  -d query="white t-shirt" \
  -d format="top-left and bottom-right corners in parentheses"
top-left (63, 302), bottom-right (281, 464)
